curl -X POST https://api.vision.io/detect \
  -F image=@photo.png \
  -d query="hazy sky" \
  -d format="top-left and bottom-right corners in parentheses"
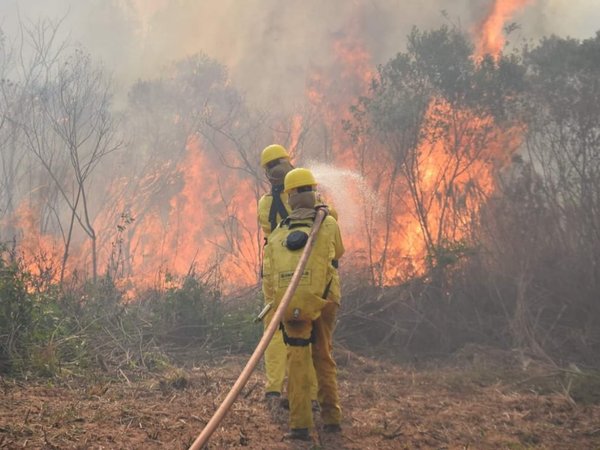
top-left (1, 0), bottom-right (598, 106)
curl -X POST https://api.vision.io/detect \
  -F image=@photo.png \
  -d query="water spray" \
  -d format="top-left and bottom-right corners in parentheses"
top-left (307, 162), bottom-right (381, 233)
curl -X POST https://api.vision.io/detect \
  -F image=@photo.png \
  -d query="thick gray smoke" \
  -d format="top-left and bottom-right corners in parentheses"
top-left (1, 0), bottom-right (598, 107)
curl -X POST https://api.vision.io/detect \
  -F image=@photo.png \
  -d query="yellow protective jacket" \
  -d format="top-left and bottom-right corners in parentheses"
top-left (265, 214), bottom-right (344, 322)
top-left (259, 187), bottom-right (338, 301)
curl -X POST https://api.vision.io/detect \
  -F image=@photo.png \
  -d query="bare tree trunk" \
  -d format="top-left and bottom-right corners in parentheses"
top-left (378, 162), bottom-right (400, 287)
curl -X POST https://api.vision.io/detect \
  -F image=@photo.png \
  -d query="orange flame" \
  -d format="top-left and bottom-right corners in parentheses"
top-left (302, 21), bottom-right (525, 285)
top-left (0, 203), bottom-right (62, 288)
top-left (475, 0), bottom-right (531, 58)
top-left (105, 136), bottom-right (259, 296)
top-left (3, 5), bottom-right (533, 294)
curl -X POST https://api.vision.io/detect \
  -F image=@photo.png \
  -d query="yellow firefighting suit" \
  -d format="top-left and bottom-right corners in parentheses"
top-left (265, 212), bottom-right (344, 429)
top-left (258, 189), bottom-right (336, 398)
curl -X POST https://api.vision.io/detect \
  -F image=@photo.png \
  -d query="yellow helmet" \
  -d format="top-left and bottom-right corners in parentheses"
top-left (260, 144), bottom-right (290, 167)
top-left (284, 168), bottom-right (317, 193)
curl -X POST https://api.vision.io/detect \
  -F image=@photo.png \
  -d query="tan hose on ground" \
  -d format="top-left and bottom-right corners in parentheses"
top-left (188, 208), bottom-right (327, 450)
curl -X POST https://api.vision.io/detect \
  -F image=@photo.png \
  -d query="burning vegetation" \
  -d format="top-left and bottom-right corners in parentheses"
top-left (1, 0), bottom-right (599, 368)
top-left (1, 0), bottom-right (600, 447)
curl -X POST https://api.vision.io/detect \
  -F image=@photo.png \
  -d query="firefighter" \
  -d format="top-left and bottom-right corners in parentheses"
top-left (258, 144), bottom-right (320, 406)
top-left (264, 168), bottom-right (344, 440)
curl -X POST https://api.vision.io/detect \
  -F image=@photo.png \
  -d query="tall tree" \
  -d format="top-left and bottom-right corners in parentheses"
top-left (348, 26), bottom-right (524, 285)
top-left (21, 45), bottom-right (121, 283)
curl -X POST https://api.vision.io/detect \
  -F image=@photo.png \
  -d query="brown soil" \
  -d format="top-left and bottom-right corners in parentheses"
top-left (1, 348), bottom-right (599, 449)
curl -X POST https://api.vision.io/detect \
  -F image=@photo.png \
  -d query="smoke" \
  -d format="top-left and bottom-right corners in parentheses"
top-left (1, 0), bottom-right (597, 108)
top-left (519, 0), bottom-right (600, 41)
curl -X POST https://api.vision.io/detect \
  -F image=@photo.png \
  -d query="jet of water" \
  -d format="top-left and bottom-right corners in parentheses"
top-left (306, 162), bottom-right (382, 233)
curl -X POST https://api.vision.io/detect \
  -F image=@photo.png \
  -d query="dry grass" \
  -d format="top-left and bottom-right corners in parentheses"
top-left (1, 349), bottom-right (599, 449)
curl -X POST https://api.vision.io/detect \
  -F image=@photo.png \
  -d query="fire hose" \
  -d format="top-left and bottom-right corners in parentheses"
top-left (188, 208), bottom-right (327, 450)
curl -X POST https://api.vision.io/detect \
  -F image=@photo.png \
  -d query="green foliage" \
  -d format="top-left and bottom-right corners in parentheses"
top-left (524, 32), bottom-right (600, 131)
top-left (146, 273), bottom-right (260, 352)
top-left (0, 256), bottom-right (263, 378)
top-left (27, 292), bottom-right (77, 376)
top-left (216, 304), bottom-right (262, 353)
top-left (0, 249), bottom-right (77, 376)
top-left (153, 273), bottom-right (222, 340)
top-left (407, 26), bottom-right (474, 104)
top-left (357, 25), bottom-right (526, 145)
top-left (0, 248), bottom-right (33, 373)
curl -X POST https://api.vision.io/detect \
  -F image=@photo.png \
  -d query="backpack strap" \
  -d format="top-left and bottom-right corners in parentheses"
top-left (268, 185), bottom-right (289, 232)
top-left (279, 216), bottom-right (313, 229)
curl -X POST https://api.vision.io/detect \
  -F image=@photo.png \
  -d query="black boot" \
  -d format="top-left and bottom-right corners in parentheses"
top-left (285, 428), bottom-right (310, 441)
top-left (323, 423), bottom-right (342, 433)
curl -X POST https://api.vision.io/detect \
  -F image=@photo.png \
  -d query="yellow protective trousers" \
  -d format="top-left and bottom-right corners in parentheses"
top-left (263, 308), bottom-right (318, 399)
top-left (284, 301), bottom-right (341, 429)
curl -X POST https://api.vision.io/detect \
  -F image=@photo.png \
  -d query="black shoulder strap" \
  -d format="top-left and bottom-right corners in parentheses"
top-left (279, 216), bottom-right (313, 229)
top-left (269, 185), bottom-right (289, 232)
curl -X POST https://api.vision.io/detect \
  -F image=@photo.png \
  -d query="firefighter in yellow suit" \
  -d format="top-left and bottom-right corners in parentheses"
top-left (264, 168), bottom-right (344, 440)
top-left (259, 144), bottom-right (334, 405)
